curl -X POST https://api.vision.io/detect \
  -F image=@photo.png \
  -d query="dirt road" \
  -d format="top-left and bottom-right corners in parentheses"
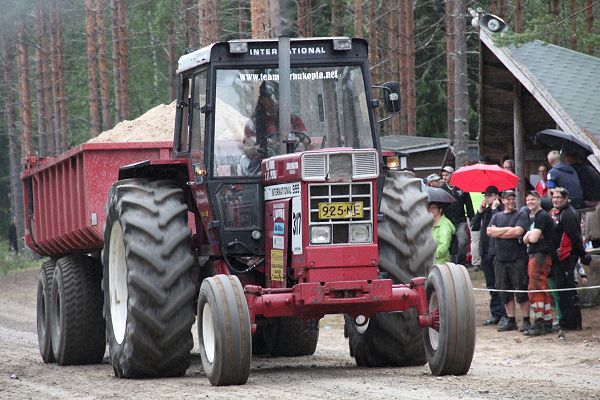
top-left (1, 268), bottom-right (599, 400)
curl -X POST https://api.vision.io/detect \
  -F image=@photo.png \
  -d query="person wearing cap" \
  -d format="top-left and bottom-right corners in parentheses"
top-left (428, 202), bottom-right (456, 264)
top-left (522, 190), bottom-right (555, 336)
top-left (487, 189), bottom-right (530, 332)
top-left (243, 81), bottom-right (310, 173)
top-left (471, 185), bottom-right (506, 325)
top-left (440, 165), bottom-right (474, 266)
top-left (549, 187), bottom-right (591, 330)
top-left (426, 173), bottom-right (442, 188)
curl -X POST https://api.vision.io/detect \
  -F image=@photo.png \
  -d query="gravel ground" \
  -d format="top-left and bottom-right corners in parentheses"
top-left (1, 267), bottom-right (599, 400)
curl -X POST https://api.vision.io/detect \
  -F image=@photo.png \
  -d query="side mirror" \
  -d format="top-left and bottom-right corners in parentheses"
top-left (381, 82), bottom-right (401, 114)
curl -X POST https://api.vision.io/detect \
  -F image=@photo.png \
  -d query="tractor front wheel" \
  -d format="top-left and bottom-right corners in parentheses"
top-left (423, 263), bottom-right (476, 376)
top-left (197, 274), bottom-right (251, 386)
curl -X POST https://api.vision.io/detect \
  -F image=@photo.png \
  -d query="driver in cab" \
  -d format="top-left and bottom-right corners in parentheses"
top-left (243, 81), bottom-right (310, 173)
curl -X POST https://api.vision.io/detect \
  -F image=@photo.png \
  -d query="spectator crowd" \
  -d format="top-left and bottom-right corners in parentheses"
top-left (424, 150), bottom-right (598, 336)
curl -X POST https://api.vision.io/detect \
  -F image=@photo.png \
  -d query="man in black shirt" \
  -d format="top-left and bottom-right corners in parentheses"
top-left (487, 190), bottom-right (530, 332)
top-left (440, 166), bottom-right (474, 265)
top-left (522, 191), bottom-right (554, 336)
top-left (471, 185), bottom-right (506, 325)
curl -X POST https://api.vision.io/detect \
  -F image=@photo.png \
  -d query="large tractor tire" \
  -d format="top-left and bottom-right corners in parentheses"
top-left (253, 317), bottom-right (319, 357)
top-left (423, 263), bottom-right (476, 376)
top-left (49, 255), bottom-right (105, 365)
top-left (197, 275), bottom-right (251, 386)
top-left (37, 259), bottom-right (57, 363)
top-left (345, 170), bottom-right (436, 367)
top-left (103, 179), bottom-right (195, 378)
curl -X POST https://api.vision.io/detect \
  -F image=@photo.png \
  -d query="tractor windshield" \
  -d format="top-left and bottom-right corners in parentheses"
top-left (212, 65), bottom-right (373, 177)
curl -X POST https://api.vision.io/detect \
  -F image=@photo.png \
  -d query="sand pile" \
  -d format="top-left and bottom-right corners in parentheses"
top-left (87, 101), bottom-right (176, 143)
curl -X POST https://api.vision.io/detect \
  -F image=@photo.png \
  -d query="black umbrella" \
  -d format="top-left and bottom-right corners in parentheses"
top-left (535, 129), bottom-right (593, 157)
top-left (423, 185), bottom-right (457, 204)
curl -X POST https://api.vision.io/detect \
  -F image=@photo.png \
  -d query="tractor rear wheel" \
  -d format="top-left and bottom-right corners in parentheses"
top-left (49, 255), bottom-right (105, 365)
top-left (103, 179), bottom-right (195, 378)
top-left (268, 317), bottom-right (319, 357)
top-left (345, 171), bottom-right (435, 367)
top-left (37, 259), bottom-right (57, 363)
top-left (197, 275), bottom-right (251, 386)
top-left (424, 263), bottom-right (476, 376)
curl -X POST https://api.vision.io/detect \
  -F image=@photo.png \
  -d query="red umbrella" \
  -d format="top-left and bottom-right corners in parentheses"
top-left (449, 163), bottom-right (519, 192)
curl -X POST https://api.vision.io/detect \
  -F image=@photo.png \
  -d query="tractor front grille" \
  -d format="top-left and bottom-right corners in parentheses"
top-left (308, 182), bottom-right (373, 245)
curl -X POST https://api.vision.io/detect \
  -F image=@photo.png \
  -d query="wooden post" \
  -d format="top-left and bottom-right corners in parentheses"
top-left (513, 80), bottom-right (525, 207)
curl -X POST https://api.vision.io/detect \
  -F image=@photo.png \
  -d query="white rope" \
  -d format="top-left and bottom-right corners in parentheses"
top-left (473, 285), bottom-right (600, 294)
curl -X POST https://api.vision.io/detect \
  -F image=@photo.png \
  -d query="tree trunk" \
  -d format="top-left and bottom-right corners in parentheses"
top-left (514, 0), bottom-right (523, 33)
top-left (16, 21), bottom-right (33, 157)
top-left (297, 0), bottom-right (312, 37)
top-left (86, 0), bottom-right (101, 137)
top-left (585, 0), bottom-right (594, 54)
top-left (1, 38), bottom-right (25, 245)
top-left (404, 0), bottom-right (416, 136)
top-left (251, 0), bottom-right (271, 39)
top-left (549, 0), bottom-right (561, 45)
top-left (331, 0), bottom-right (340, 36)
top-left (239, 0), bottom-right (248, 38)
top-left (117, 0), bottom-right (129, 121)
top-left (96, 0), bottom-right (111, 131)
top-left (34, 6), bottom-right (49, 156)
top-left (453, 0), bottom-right (468, 168)
top-left (368, 0), bottom-right (378, 87)
top-left (387, 1), bottom-right (399, 134)
top-left (168, 0), bottom-right (177, 100)
top-left (111, 0), bottom-right (120, 121)
top-left (445, 0), bottom-right (454, 142)
top-left (354, 0), bottom-right (363, 37)
top-left (199, 0), bottom-right (219, 46)
top-left (51, 0), bottom-right (68, 152)
top-left (183, 0), bottom-right (198, 48)
top-left (398, 0), bottom-right (407, 134)
top-left (570, 0), bottom-right (577, 49)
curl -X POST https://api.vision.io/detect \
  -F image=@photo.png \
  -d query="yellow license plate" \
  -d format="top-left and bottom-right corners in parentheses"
top-left (318, 202), bottom-right (364, 219)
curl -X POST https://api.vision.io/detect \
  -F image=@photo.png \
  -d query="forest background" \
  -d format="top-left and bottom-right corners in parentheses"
top-left (0, 0), bottom-right (599, 250)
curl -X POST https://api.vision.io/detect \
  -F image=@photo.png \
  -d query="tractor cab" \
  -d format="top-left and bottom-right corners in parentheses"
top-left (174, 38), bottom-right (383, 268)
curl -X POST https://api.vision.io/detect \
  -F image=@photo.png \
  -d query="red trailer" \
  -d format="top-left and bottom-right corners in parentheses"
top-left (22, 141), bottom-right (172, 257)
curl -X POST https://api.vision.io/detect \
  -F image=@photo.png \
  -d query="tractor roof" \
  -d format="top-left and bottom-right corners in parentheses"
top-left (177, 37), bottom-right (361, 74)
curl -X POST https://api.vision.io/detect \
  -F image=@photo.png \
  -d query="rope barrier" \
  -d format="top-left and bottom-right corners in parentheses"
top-left (473, 285), bottom-right (600, 294)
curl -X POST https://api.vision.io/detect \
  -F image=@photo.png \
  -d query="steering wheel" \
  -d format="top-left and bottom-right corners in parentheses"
top-left (256, 131), bottom-right (312, 154)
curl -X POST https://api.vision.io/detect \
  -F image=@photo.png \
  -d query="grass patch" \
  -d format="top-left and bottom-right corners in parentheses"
top-left (0, 240), bottom-right (42, 275)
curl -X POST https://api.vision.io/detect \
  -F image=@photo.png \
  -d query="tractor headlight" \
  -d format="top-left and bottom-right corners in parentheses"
top-left (310, 225), bottom-right (331, 244)
top-left (349, 223), bottom-right (372, 243)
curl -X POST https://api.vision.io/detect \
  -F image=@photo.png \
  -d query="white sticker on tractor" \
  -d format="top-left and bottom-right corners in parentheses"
top-left (273, 235), bottom-right (284, 249)
top-left (264, 182), bottom-right (301, 200)
top-left (291, 196), bottom-right (302, 254)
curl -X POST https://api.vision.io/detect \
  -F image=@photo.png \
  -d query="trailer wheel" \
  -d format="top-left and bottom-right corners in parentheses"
top-left (103, 179), bottom-right (195, 378)
top-left (197, 275), bottom-right (251, 386)
top-left (49, 255), bottom-right (105, 365)
top-left (424, 263), bottom-right (476, 376)
top-left (345, 171), bottom-right (435, 367)
top-left (37, 259), bottom-right (57, 363)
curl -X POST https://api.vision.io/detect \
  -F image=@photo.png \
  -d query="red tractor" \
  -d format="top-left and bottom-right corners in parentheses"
top-left (24, 37), bottom-right (475, 386)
